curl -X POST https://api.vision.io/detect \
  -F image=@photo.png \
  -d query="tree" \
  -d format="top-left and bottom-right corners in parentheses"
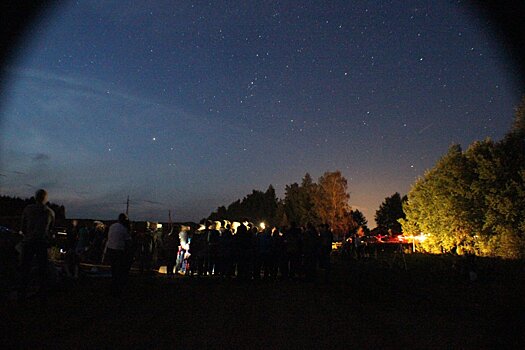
top-left (401, 145), bottom-right (476, 253)
top-left (314, 170), bottom-right (353, 236)
top-left (375, 192), bottom-right (406, 233)
top-left (208, 184), bottom-right (279, 225)
top-left (401, 99), bottom-right (525, 258)
top-left (511, 95), bottom-right (525, 136)
top-left (351, 209), bottom-right (368, 230)
top-left (283, 173), bottom-right (318, 226)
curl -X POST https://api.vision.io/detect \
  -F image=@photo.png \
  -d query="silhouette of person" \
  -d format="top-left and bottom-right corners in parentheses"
top-left (164, 224), bottom-right (179, 277)
top-left (105, 213), bottom-right (131, 298)
top-left (255, 227), bottom-right (273, 279)
top-left (207, 221), bottom-right (220, 275)
top-left (18, 189), bottom-right (55, 302)
top-left (190, 224), bottom-right (207, 276)
top-left (319, 224), bottom-right (333, 281)
top-left (236, 224), bottom-right (252, 281)
top-left (302, 223), bottom-right (320, 281)
top-left (218, 224), bottom-right (234, 277)
top-left (286, 222), bottom-right (302, 279)
top-left (270, 227), bottom-right (286, 279)
top-left (65, 219), bottom-right (80, 279)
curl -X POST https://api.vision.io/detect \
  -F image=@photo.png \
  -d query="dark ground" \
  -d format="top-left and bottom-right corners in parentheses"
top-left (1, 254), bottom-right (524, 349)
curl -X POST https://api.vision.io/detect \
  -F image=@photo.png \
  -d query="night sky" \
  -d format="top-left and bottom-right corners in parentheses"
top-left (0, 1), bottom-right (523, 223)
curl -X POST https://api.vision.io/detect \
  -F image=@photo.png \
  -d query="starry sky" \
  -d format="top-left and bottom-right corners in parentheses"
top-left (0, 1), bottom-right (523, 224)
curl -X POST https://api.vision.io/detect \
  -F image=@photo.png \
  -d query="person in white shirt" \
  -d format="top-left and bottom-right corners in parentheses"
top-left (106, 213), bottom-right (131, 297)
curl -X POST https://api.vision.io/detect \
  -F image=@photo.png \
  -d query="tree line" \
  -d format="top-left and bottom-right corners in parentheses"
top-left (209, 98), bottom-right (525, 259)
top-left (209, 171), bottom-right (367, 237)
top-left (0, 194), bottom-right (66, 223)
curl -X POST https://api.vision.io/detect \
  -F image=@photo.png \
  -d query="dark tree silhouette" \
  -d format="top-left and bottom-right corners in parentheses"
top-left (375, 192), bottom-right (406, 233)
top-left (0, 194), bottom-right (66, 229)
top-left (209, 185), bottom-right (279, 225)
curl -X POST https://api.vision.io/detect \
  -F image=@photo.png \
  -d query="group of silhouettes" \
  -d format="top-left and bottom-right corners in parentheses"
top-left (15, 188), bottom-right (336, 300)
top-left (161, 220), bottom-right (334, 282)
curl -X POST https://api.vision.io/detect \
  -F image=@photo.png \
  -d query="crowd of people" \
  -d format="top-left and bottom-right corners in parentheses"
top-left (162, 220), bottom-right (334, 282)
top-left (14, 189), bottom-right (336, 300)
top-left (63, 219), bottom-right (107, 279)
top-left (64, 217), bottom-right (335, 297)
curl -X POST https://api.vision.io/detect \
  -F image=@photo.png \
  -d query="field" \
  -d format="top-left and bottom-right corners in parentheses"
top-left (1, 254), bottom-right (523, 349)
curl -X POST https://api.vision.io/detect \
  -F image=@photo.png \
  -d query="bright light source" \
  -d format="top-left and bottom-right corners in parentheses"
top-left (157, 223), bottom-right (163, 229)
top-left (232, 222), bottom-right (241, 233)
top-left (415, 234), bottom-right (427, 242)
top-left (259, 222), bottom-right (266, 230)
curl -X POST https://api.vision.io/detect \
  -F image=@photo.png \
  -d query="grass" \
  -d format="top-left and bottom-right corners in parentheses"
top-left (1, 253), bottom-right (523, 349)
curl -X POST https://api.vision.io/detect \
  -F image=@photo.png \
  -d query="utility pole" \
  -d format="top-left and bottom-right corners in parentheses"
top-left (126, 195), bottom-right (130, 216)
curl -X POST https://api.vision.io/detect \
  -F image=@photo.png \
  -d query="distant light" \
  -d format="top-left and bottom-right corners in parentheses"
top-left (152, 137), bottom-right (156, 141)
top-left (157, 223), bottom-right (163, 229)
top-left (259, 222), bottom-right (266, 230)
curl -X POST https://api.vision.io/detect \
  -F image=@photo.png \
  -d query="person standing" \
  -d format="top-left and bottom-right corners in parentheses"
top-left (302, 223), bottom-right (320, 281)
top-left (75, 223), bottom-right (90, 260)
top-left (18, 189), bottom-right (55, 302)
top-left (91, 222), bottom-right (106, 263)
top-left (177, 225), bottom-right (190, 274)
top-left (286, 222), bottom-right (302, 279)
top-left (65, 219), bottom-right (80, 279)
top-left (163, 224), bottom-right (179, 277)
top-left (105, 213), bottom-right (131, 298)
top-left (319, 224), bottom-right (333, 282)
top-left (273, 227), bottom-right (289, 279)
top-left (207, 222), bottom-right (220, 275)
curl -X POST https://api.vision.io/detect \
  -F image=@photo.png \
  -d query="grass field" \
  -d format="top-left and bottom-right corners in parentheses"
top-left (1, 254), bottom-right (524, 349)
